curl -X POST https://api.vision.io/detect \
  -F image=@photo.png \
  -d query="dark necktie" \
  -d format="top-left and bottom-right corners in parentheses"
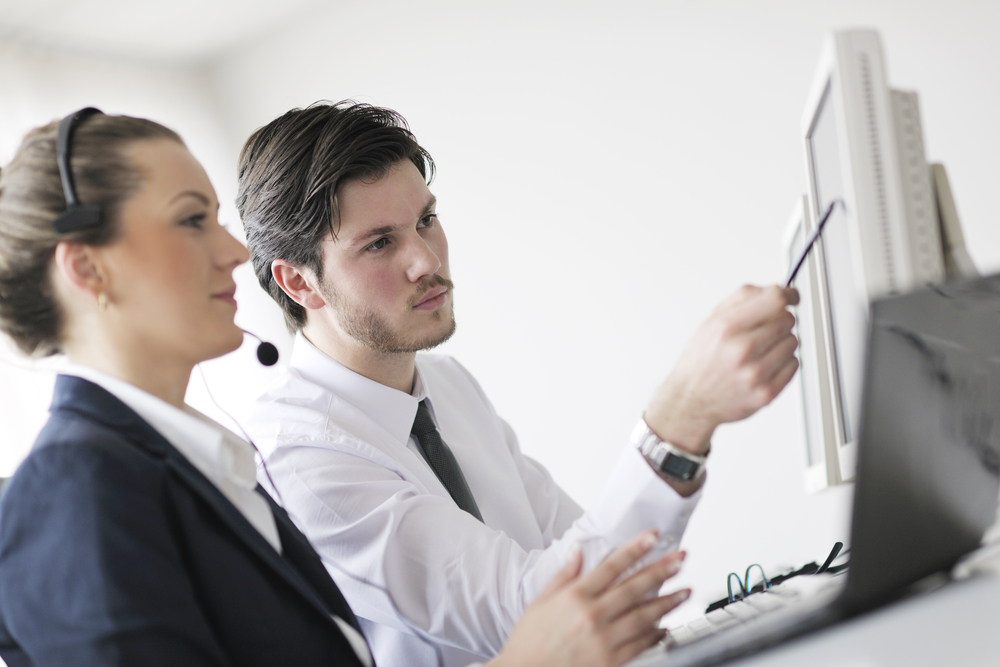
top-left (410, 400), bottom-right (484, 522)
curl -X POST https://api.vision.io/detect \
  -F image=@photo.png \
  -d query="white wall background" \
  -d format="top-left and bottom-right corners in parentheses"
top-left (1, 0), bottom-right (998, 629)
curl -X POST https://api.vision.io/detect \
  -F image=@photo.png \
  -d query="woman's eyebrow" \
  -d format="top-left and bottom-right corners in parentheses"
top-left (169, 190), bottom-right (212, 206)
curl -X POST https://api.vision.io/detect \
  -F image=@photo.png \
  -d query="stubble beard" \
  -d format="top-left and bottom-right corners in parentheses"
top-left (323, 275), bottom-right (456, 355)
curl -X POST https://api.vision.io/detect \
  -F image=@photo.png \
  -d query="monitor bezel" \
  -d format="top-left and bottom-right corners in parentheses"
top-left (783, 196), bottom-right (843, 491)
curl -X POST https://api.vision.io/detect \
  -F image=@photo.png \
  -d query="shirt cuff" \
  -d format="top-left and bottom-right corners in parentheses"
top-left (578, 444), bottom-right (701, 564)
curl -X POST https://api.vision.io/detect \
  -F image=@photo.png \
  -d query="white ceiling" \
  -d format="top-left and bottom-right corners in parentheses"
top-left (0, 0), bottom-right (323, 65)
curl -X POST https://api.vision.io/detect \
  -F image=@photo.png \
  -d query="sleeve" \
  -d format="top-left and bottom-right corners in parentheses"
top-left (266, 436), bottom-right (700, 659)
top-left (497, 415), bottom-right (585, 544)
top-left (0, 439), bottom-right (232, 667)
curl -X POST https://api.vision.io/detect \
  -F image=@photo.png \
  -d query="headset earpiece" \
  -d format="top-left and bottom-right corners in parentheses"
top-left (52, 107), bottom-right (104, 234)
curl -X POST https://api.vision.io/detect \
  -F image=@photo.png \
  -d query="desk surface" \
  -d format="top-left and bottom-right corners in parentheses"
top-left (674, 572), bottom-right (1000, 667)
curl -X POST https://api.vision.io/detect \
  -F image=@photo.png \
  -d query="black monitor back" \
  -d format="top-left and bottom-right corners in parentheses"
top-left (842, 275), bottom-right (1000, 612)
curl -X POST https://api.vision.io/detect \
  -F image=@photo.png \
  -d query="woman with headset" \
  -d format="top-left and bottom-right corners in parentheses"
top-left (0, 109), bottom-right (690, 666)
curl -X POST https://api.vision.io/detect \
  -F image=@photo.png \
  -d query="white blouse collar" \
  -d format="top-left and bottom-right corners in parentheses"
top-left (61, 363), bottom-right (275, 549)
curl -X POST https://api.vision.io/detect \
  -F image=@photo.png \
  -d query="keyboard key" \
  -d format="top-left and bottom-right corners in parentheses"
top-left (667, 626), bottom-right (696, 646)
top-left (743, 592), bottom-right (785, 612)
top-left (726, 601), bottom-right (761, 621)
top-left (687, 617), bottom-right (712, 633)
top-left (765, 583), bottom-right (801, 599)
top-left (705, 608), bottom-right (740, 628)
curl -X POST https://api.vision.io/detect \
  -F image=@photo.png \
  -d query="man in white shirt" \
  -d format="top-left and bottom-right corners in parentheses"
top-left (236, 101), bottom-right (799, 667)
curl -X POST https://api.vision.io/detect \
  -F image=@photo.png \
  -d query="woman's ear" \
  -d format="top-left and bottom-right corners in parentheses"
top-left (272, 259), bottom-right (328, 310)
top-left (53, 241), bottom-right (106, 299)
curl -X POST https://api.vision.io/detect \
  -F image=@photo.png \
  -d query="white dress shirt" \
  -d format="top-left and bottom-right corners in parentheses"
top-left (62, 364), bottom-right (374, 667)
top-left (247, 333), bottom-right (701, 667)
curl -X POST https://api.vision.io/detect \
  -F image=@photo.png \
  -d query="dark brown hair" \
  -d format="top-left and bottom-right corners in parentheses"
top-left (0, 113), bottom-right (182, 356)
top-left (236, 101), bottom-right (434, 332)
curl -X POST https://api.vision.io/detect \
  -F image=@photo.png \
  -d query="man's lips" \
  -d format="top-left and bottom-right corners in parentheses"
top-left (413, 286), bottom-right (448, 310)
top-left (212, 285), bottom-right (237, 306)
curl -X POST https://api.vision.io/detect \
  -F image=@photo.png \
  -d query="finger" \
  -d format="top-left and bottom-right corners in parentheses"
top-left (756, 333), bottom-right (799, 385)
top-left (748, 354), bottom-right (800, 411)
top-left (537, 543), bottom-right (584, 602)
top-left (576, 531), bottom-right (659, 597)
top-left (726, 285), bottom-right (796, 332)
top-left (761, 355), bottom-right (800, 400)
top-left (742, 309), bottom-right (797, 360)
top-left (606, 589), bottom-right (691, 654)
top-left (597, 551), bottom-right (686, 621)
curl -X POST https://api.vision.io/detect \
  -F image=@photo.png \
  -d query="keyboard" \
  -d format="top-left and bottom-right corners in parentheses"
top-left (627, 570), bottom-right (848, 667)
top-left (665, 572), bottom-right (845, 648)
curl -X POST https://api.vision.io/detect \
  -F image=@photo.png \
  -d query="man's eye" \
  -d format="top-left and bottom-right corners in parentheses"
top-left (181, 213), bottom-right (206, 229)
top-left (367, 238), bottom-right (389, 251)
top-left (417, 214), bottom-right (437, 229)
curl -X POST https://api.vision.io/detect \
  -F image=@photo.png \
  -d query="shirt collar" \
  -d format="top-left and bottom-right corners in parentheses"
top-left (61, 364), bottom-right (258, 492)
top-left (290, 332), bottom-right (431, 446)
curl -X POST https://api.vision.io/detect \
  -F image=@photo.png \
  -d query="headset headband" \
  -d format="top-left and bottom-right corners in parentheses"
top-left (52, 107), bottom-right (104, 234)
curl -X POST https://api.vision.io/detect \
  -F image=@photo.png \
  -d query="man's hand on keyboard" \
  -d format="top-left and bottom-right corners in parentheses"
top-left (493, 531), bottom-right (690, 667)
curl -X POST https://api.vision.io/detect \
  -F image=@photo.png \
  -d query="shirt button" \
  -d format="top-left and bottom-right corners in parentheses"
top-left (663, 533), bottom-right (678, 546)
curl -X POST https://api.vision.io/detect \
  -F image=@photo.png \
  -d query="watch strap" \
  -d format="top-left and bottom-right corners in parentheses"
top-left (631, 420), bottom-right (708, 483)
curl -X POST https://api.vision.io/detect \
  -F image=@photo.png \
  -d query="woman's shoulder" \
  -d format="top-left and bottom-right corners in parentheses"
top-left (37, 404), bottom-right (159, 458)
top-left (5, 408), bottom-right (170, 516)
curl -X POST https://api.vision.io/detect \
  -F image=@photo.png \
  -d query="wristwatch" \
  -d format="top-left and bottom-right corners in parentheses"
top-left (631, 419), bottom-right (708, 483)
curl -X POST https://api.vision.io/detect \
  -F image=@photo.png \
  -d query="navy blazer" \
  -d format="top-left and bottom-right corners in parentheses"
top-left (0, 375), bottom-right (369, 667)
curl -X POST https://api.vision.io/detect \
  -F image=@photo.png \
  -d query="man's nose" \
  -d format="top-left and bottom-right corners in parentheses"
top-left (404, 234), bottom-right (442, 282)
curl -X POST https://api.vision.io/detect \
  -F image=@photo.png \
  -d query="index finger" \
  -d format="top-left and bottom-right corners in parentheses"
top-left (727, 286), bottom-right (798, 332)
top-left (576, 531), bottom-right (658, 597)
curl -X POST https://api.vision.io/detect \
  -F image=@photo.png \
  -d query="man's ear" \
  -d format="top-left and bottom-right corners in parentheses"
top-left (272, 259), bottom-right (328, 311)
top-left (53, 241), bottom-right (106, 299)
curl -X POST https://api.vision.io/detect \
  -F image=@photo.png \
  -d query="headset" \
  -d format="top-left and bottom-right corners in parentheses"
top-left (52, 107), bottom-right (278, 366)
top-left (52, 107), bottom-right (103, 234)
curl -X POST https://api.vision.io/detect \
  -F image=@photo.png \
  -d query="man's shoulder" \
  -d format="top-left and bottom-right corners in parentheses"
top-left (255, 362), bottom-right (334, 406)
top-left (415, 353), bottom-right (503, 423)
top-left (248, 365), bottom-right (336, 434)
top-left (416, 353), bottom-right (490, 396)
top-left (414, 352), bottom-right (471, 380)
top-left (247, 364), bottom-right (395, 461)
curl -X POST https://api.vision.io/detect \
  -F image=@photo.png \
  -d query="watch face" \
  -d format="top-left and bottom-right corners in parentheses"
top-left (662, 453), bottom-right (697, 481)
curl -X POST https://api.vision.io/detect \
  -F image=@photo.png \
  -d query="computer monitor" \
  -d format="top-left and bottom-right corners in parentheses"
top-left (793, 29), bottom-right (973, 486)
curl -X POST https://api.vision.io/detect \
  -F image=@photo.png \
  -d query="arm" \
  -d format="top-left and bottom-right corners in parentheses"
top-left (497, 416), bottom-right (584, 544)
top-left (445, 358), bottom-right (699, 565)
top-left (451, 283), bottom-right (798, 551)
top-left (268, 440), bottom-right (696, 658)
top-left (644, 285), bottom-right (800, 469)
top-left (267, 284), bottom-right (798, 657)
top-left (0, 440), bottom-right (232, 667)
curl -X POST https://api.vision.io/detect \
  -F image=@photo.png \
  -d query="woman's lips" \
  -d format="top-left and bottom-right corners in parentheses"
top-left (212, 286), bottom-right (238, 307)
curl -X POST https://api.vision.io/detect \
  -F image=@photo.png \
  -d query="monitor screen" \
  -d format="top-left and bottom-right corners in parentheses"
top-left (808, 84), bottom-right (868, 450)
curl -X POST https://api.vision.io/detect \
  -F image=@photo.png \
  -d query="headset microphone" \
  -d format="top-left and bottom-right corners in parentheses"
top-left (240, 329), bottom-right (280, 366)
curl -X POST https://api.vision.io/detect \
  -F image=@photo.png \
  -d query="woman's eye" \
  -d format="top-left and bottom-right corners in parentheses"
top-left (367, 237), bottom-right (389, 251)
top-left (417, 214), bottom-right (437, 229)
top-left (181, 213), bottom-right (206, 229)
